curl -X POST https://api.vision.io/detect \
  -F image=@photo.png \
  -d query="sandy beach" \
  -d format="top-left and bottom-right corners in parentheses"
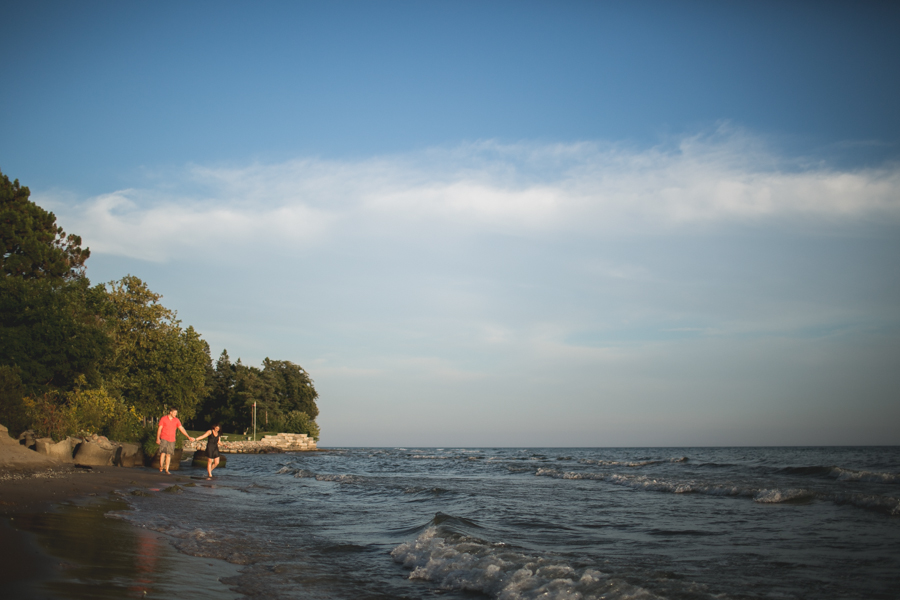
top-left (0, 438), bottom-right (242, 599)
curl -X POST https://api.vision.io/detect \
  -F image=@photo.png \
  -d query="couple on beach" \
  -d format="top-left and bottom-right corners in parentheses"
top-left (156, 408), bottom-right (222, 479)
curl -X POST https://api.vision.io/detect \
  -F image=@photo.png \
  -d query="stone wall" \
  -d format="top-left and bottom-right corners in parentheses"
top-left (185, 432), bottom-right (317, 454)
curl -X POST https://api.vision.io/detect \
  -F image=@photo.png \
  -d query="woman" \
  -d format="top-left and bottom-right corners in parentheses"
top-left (195, 424), bottom-right (223, 478)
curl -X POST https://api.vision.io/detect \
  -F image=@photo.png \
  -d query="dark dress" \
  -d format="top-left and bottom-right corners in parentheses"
top-left (206, 432), bottom-right (220, 459)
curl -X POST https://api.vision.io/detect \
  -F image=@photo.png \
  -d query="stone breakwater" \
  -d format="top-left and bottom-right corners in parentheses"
top-left (185, 433), bottom-right (317, 454)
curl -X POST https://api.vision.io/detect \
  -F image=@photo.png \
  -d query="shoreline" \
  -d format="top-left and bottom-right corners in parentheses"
top-left (0, 464), bottom-right (243, 598)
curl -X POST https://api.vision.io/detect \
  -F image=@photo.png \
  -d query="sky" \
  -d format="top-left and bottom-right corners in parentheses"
top-left (2, 1), bottom-right (899, 446)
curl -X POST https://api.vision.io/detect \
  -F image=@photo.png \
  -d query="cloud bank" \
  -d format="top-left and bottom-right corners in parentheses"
top-left (44, 130), bottom-right (900, 263)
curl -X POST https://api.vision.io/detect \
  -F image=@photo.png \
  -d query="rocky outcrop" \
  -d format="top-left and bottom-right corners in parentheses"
top-left (35, 437), bottom-right (78, 461)
top-left (0, 424), bottom-right (59, 469)
top-left (73, 439), bottom-right (116, 466)
top-left (114, 442), bottom-right (142, 467)
top-left (185, 432), bottom-right (317, 454)
top-left (17, 430), bottom-right (37, 450)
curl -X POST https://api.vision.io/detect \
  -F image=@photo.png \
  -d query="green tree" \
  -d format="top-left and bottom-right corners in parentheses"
top-left (262, 358), bottom-right (319, 420)
top-left (192, 349), bottom-right (236, 430)
top-left (0, 275), bottom-right (112, 393)
top-left (1, 169), bottom-right (90, 280)
top-left (104, 275), bottom-right (210, 421)
top-left (281, 410), bottom-right (320, 440)
top-left (0, 365), bottom-right (29, 434)
top-left (230, 360), bottom-right (269, 433)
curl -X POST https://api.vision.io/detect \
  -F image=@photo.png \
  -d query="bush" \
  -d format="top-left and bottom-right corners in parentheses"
top-left (105, 402), bottom-right (143, 442)
top-left (139, 424), bottom-right (160, 457)
top-left (281, 410), bottom-right (320, 440)
top-left (69, 387), bottom-right (117, 435)
top-left (22, 391), bottom-right (74, 441)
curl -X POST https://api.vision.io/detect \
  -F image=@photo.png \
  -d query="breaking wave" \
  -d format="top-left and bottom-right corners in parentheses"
top-left (829, 467), bottom-right (900, 484)
top-left (391, 517), bottom-right (662, 600)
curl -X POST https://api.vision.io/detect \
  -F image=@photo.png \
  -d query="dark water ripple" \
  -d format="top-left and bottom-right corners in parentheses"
top-left (118, 447), bottom-right (900, 600)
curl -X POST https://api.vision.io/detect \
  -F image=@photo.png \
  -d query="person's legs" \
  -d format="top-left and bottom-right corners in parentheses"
top-left (210, 457), bottom-right (220, 475)
top-left (162, 452), bottom-right (171, 473)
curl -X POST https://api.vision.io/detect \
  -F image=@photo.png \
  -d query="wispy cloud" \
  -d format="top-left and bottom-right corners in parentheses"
top-left (42, 129), bottom-right (900, 263)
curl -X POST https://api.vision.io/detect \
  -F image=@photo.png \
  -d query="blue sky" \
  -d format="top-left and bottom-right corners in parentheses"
top-left (2, 1), bottom-right (899, 446)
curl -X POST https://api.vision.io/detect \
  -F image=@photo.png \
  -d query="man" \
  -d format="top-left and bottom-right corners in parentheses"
top-left (156, 408), bottom-right (194, 474)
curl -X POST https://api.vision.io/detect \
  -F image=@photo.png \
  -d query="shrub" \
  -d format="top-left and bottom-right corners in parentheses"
top-left (69, 387), bottom-right (117, 435)
top-left (105, 402), bottom-right (143, 442)
top-left (22, 391), bottom-right (74, 441)
top-left (281, 410), bottom-right (320, 440)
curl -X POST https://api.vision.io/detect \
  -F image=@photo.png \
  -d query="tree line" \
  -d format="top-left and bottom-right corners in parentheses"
top-left (0, 169), bottom-right (319, 442)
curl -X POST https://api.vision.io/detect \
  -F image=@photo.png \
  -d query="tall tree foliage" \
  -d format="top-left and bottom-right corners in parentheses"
top-left (1, 170), bottom-right (90, 279)
top-left (0, 275), bottom-right (112, 392)
top-left (104, 275), bottom-right (210, 421)
top-left (1, 168), bottom-right (110, 398)
top-left (262, 358), bottom-right (319, 420)
top-left (193, 353), bottom-right (320, 438)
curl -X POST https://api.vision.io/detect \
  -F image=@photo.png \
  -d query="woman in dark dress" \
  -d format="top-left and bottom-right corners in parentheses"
top-left (195, 424), bottom-right (222, 478)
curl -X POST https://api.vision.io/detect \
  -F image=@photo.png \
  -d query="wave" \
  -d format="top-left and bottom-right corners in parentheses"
top-left (275, 466), bottom-right (360, 483)
top-left (578, 456), bottom-right (688, 468)
top-left (391, 519), bottom-right (662, 600)
top-left (772, 464), bottom-right (900, 485)
top-left (829, 467), bottom-right (900, 484)
top-left (832, 492), bottom-right (900, 516)
top-left (534, 469), bottom-right (900, 513)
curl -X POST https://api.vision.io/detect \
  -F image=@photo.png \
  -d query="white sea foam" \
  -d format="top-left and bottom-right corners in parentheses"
top-left (753, 488), bottom-right (815, 503)
top-left (578, 457), bottom-right (687, 468)
top-left (391, 527), bottom-right (662, 600)
top-left (830, 467), bottom-right (900, 484)
top-left (314, 473), bottom-right (361, 483)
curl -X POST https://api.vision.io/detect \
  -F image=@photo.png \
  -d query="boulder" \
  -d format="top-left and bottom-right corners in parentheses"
top-left (114, 442), bottom-right (142, 467)
top-left (17, 430), bottom-right (36, 450)
top-left (146, 448), bottom-right (182, 470)
top-left (73, 440), bottom-right (116, 466)
top-left (0, 423), bottom-right (60, 469)
top-left (34, 437), bottom-right (76, 461)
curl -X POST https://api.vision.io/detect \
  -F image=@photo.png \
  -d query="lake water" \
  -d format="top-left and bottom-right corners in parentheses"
top-left (114, 446), bottom-right (900, 599)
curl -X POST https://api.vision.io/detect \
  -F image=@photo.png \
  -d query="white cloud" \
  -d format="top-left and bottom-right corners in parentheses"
top-left (39, 129), bottom-right (900, 264)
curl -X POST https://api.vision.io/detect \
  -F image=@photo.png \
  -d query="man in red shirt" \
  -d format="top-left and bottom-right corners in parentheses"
top-left (156, 408), bottom-right (194, 474)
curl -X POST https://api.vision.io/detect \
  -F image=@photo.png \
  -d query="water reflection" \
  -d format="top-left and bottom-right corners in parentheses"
top-left (14, 497), bottom-right (240, 599)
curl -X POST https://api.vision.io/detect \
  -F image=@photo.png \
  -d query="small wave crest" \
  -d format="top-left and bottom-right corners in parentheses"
top-left (391, 526), bottom-right (661, 600)
top-left (578, 456), bottom-right (687, 468)
top-left (753, 488), bottom-right (815, 504)
top-left (536, 468), bottom-right (900, 514)
top-left (832, 492), bottom-right (900, 516)
top-left (830, 467), bottom-right (900, 484)
top-left (314, 473), bottom-right (361, 483)
top-left (536, 468), bottom-right (812, 503)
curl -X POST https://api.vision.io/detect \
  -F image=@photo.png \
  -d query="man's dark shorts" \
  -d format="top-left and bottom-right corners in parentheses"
top-left (159, 439), bottom-right (176, 455)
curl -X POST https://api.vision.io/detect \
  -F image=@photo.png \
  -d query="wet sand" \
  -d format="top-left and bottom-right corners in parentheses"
top-left (0, 465), bottom-right (242, 599)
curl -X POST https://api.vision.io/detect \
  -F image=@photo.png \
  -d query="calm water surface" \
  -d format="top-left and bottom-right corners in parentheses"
top-left (113, 447), bottom-right (900, 599)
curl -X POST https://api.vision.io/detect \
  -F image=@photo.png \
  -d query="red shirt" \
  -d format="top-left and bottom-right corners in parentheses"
top-left (158, 415), bottom-right (182, 442)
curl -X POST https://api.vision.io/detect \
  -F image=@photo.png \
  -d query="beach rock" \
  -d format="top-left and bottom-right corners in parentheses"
top-left (73, 440), bottom-right (116, 466)
top-left (114, 442), bottom-right (142, 467)
top-left (17, 430), bottom-right (36, 450)
top-left (145, 448), bottom-right (183, 470)
top-left (35, 437), bottom-right (77, 461)
top-left (0, 422), bottom-right (60, 469)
